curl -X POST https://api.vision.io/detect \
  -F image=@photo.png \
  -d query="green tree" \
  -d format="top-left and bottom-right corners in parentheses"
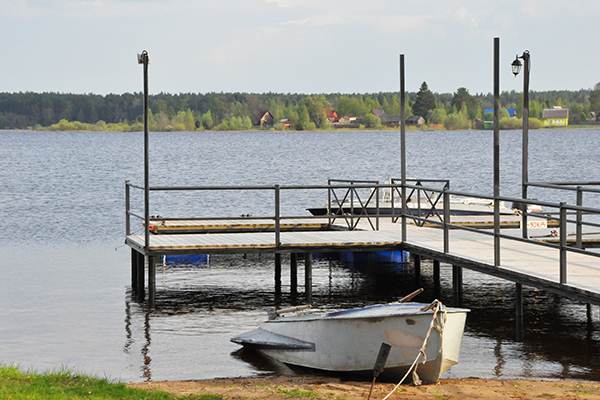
top-left (428, 107), bottom-right (447, 124)
top-left (201, 110), bottom-right (213, 129)
top-left (444, 103), bottom-right (471, 130)
top-left (589, 82), bottom-right (600, 115)
top-left (363, 113), bottom-right (382, 128)
top-left (302, 95), bottom-right (330, 128)
top-left (148, 108), bottom-right (158, 131)
top-left (209, 97), bottom-right (227, 123)
top-left (296, 105), bottom-right (310, 130)
top-left (183, 109), bottom-right (195, 130)
top-left (412, 82), bottom-right (436, 120)
top-left (336, 96), bottom-right (369, 117)
top-left (451, 87), bottom-right (480, 120)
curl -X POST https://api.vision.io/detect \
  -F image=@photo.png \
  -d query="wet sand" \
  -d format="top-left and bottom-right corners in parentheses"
top-left (129, 375), bottom-right (600, 399)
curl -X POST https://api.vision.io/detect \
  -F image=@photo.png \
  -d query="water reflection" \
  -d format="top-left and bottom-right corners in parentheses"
top-left (124, 293), bottom-right (154, 381)
top-left (122, 252), bottom-right (600, 382)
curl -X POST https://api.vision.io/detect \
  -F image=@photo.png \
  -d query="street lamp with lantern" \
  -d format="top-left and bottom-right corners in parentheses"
top-left (512, 50), bottom-right (530, 238)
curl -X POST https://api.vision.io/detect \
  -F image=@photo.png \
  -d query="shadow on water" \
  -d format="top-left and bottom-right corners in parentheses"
top-left (123, 252), bottom-right (600, 382)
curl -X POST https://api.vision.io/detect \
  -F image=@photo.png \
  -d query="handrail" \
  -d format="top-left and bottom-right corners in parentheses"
top-left (125, 179), bottom-right (600, 288)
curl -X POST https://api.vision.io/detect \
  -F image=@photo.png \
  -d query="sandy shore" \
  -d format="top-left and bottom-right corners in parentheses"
top-left (129, 375), bottom-right (600, 399)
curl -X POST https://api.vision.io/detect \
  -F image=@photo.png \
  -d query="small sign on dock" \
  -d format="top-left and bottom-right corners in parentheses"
top-left (525, 219), bottom-right (548, 229)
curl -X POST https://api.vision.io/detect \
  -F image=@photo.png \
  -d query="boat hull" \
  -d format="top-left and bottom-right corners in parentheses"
top-left (307, 205), bottom-right (514, 217)
top-left (232, 303), bottom-right (468, 383)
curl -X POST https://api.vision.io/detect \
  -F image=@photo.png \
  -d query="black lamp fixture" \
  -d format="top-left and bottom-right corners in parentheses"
top-left (512, 50), bottom-right (529, 76)
top-left (511, 57), bottom-right (522, 76)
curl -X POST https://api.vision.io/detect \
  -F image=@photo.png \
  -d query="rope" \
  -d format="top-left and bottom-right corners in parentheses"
top-left (380, 300), bottom-right (446, 400)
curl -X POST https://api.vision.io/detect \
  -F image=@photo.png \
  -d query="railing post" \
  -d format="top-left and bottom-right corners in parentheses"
top-left (351, 183), bottom-right (355, 229)
top-left (494, 198), bottom-right (501, 268)
top-left (275, 184), bottom-right (281, 247)
top-left (576, 186), bottom-right (583, 249)
top-left (416, 185), bottom-right (422, 220)
top-left (375, 184), bottom-right (380, 230)
top-left (559, 202), bottom-right (567, 284)
top-left (125, 180), bottom-right (131, 236)
top-left (327, 180), bottom-right (332, 226)
top-left (443, 190), bottom-right (450, 253)
top-left (401, 183), bottom-right (407, 241)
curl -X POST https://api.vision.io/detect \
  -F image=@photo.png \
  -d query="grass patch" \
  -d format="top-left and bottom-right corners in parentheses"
top-left (275, 385), bottom-right (321, 398)
top-left (0, 363), bottom-right (221, 400)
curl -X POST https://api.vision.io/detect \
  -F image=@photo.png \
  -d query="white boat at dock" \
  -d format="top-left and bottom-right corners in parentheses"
top-left (231, 296), bottom-right (469, 384)
top-left (308, 178), bottom-right (542, 217)
top-left (308, 195), bottom-right (520, 217)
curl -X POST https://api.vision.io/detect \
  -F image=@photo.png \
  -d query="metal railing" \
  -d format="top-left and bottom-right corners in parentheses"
top-left (125, 178), bottom-right (600, 287)
top-left (526, 181), bottom-right (600, 249)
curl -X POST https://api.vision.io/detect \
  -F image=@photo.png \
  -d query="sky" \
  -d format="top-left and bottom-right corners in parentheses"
top-left (1, 0), bottom-right (599, 96)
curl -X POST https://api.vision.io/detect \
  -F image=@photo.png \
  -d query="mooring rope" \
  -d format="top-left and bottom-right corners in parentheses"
top-left (380, 300), bottom-right (446, 400)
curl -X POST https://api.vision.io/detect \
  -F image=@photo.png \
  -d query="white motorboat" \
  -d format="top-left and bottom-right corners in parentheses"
top-left (308, 178), bottom-right (542, 217)
top-left (231, 299), bottom-right (469, 383)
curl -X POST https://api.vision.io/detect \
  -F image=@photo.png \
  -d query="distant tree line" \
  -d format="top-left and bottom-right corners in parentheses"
top-left (0, 84), bottom-right (599, 131)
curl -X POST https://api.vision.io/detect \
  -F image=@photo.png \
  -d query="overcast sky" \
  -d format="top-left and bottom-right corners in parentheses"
top-left (1, 0), bottom-right (598, 96)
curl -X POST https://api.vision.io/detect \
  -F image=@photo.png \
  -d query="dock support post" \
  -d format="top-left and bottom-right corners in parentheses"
top-left (131, 249), bottom-right (139, 290)
top-left (148, 256), bottom-right (156, 309)
top-left (452, 265), bottom-right (463, 306)
top-left (516, 283), bottom-right (523, 341)
top-left (275, 253), bottom-right (282, 304)
top-left (305, 253), bottom-right (313, 304)
top-left (290, 253), bottom-right (298, 302)
top-left (137, 256), bottom-right (146, 302)
top-left (433, 259), bottom-right (441, 299)
top-left (414, 254), bottom-right (421, 286)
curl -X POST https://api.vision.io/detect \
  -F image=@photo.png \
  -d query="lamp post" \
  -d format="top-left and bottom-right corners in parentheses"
top-left (137, 50), bottom-right (150, 252)
top-left (137, 50), bottom-right (151, 305)
top-left (512, 50), bottom-right (530, 239)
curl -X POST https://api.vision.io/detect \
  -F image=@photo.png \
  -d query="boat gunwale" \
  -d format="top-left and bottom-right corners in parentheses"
top-left (264, 302), bottom-right (470, 322)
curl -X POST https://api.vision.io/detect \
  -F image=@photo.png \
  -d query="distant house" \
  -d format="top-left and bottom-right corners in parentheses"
top-left (325, 108), bottom-right (340, 122)
top-left (279, 118), bottom-right (295, 129)
top-left (542, 107), bottom-right (569, 126)
top-left (333, 114), bottom-right (359, 128)
top-left (339, 114), bottom-right (357, 123)
top-left (369, 109), bottom-right (387, 118)
top-left (406, 115), bottom-right (425, 125)
top-left (382, 116), bottom-right (401, 126)
top-left (255, 111), bottom-right (274, 127)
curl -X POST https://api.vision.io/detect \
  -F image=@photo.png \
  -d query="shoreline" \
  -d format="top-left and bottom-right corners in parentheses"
top-left (128, 375), bottom-right (600, 399)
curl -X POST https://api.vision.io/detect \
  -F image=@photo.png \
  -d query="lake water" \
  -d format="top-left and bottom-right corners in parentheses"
top-left (1, 128), bottom-right (600, 382)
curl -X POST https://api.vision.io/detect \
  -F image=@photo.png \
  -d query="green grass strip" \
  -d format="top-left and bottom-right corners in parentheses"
top-left (0, 363), bottom-right (221, 400)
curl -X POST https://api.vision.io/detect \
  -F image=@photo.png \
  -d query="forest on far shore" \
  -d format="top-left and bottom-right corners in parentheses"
top-left (1, 82), bottom-right (599, 132)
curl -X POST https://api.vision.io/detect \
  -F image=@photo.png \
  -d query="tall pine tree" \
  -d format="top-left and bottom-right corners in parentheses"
top-left (412, 82), bottom-right (436, 120)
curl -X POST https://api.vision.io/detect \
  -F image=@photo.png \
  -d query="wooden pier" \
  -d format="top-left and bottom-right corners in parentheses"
top-left (126, 210), bottom-right (600, 310)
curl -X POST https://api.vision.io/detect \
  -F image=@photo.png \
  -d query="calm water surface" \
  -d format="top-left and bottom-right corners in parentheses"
top-left (1, 129), bottom-right (600, 382)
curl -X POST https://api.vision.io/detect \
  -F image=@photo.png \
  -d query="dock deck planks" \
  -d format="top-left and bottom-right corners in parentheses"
top-left (126, 229), bottom-right (403, 255)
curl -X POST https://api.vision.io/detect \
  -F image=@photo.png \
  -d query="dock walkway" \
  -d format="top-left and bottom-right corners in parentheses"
top-left (126, 216), bottom-right (600, 305)
top-left (400, 223), bottom-right (600, 305)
